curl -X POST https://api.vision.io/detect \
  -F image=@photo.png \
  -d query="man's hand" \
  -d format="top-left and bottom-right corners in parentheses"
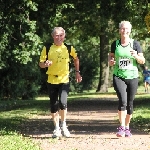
top-left (39, 60), bottom-right (52, 68)
top-left (75, 72), bottom-right (82, 83)
top-left (44, 60), bottom-right (52, 67)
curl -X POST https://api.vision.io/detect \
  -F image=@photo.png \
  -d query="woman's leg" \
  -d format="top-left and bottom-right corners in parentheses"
top-left (118, 110), bottom-right (127, 127)
top-left (126, 78), bottom-right (138, 125)
top-left (125, 78), bottom-right (138, 137)
top-left (113, 75), bottom-right (127, 137)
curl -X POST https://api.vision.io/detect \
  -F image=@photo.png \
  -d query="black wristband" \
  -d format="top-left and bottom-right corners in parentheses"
top-left (76, 70), bottom-right (80, 73)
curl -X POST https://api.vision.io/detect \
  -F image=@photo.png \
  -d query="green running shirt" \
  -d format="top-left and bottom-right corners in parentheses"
top-left (113, 39), bottom-right (138, 79)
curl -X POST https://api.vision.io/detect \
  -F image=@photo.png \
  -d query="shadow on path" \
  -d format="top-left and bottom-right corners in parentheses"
top-left (19, 98), bottom-right (149, 138)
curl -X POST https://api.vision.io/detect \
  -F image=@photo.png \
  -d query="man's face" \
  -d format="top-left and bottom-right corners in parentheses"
top-left (52, 29), bottom-right (65, 46)
top-left (119, 23), bottom-right (131, 38)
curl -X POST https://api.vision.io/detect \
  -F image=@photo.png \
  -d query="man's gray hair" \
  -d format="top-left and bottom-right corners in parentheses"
top-left (119, 21), bottom-right (132, 29)
top-left (51, 27), bottom-right (66, 35)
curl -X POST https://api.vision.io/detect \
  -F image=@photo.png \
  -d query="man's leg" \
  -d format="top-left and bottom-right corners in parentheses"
top-left (59, 83), bottom-right (70, 137)
top-left (47, 83), bottom-right (61, 138)
top-left (59, 109), bottom-right (67, 127)
top-left (147, 81), bottom-right (150, 93)
top-left (51, 111), bottom-right (60, 130)
top-left (51, 111), bottom-right (62, 138)
top-left (144, 81), bottom-right (147, 92)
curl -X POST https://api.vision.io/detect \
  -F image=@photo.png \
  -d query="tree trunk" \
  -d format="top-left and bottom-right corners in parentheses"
top-left (96, 28), bottom-right (109, 93)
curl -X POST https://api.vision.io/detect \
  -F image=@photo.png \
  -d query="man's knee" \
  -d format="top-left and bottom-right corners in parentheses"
top-left (59, 103), bottom-right (67, 110)
top-left (50, 102), bottom-right (59, 113)
top-left (60, 90), bottom-right (68, 110)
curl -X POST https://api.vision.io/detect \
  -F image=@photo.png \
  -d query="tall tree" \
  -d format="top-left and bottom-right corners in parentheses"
top-left (34, 0), bottom-right (150, 92)
top-left (96, 0), bottom-right (149, 92)
top-left (0, 0), bottom-right (41, 99)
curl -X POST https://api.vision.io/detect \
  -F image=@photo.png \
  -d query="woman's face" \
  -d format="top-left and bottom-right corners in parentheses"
top-left (119, 23), bottom-right (131, 38)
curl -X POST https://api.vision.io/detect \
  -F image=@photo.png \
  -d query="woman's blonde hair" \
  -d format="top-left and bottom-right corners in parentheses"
top-left (119, 21), bottom-right (132, 29)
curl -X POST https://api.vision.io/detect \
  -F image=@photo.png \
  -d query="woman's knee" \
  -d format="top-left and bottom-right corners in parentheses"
top-left (118, 105), bottom-right (126, 111)
top-left (126, 105), bottom-right (133, 115)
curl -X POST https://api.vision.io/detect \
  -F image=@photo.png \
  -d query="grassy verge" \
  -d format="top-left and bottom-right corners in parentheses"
top-left (0, 101), bottom-right (49, 150)
top-left (0, 132), bottom-right (40, 150)
top-left (0, 87), bottom-right (149, 149)
top-left (132, 97), bottom-right (150, 133)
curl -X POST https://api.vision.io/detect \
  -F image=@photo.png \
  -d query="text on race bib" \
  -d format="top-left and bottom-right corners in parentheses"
top-left (119, 57), bottom-right (133, 70)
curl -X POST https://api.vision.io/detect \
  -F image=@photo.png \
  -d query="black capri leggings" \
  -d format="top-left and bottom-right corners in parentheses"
top-left (47, 82), bottom-right (70, 113)
top-left (113, 75), bottom-right (138, 115)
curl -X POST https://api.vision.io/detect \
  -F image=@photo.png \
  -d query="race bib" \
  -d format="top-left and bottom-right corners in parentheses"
top-left (119, 57), bottom-right (133, 70)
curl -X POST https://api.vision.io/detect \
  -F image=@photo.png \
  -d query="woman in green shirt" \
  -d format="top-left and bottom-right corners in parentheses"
top-left (109, 21), bottom-right (145, 137)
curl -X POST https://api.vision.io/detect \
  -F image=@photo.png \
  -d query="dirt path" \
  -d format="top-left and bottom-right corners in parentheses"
top-left (21, 97), bottom-right (150, 150)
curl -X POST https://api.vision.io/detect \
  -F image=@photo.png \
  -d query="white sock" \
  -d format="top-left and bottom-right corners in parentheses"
top-left (55, 123), bottom-right (59, 130)
top-left (61, 121), bottom-right (66, 128)
top-left (120, 124), bottom-right (125, 128)
top-left (125, 126), bottom-right (129, 129)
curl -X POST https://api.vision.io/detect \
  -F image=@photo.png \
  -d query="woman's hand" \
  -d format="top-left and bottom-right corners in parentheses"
top-left (109, 53), bottom-right (116, 66)
top-left (109, 57), bottom-right (116, 66)
top-left (130, 49), bottom-right (138, 58)
top-left (130, 50), bottom-right (145, 64)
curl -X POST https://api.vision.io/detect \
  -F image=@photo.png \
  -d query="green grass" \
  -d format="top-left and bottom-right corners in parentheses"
top-left (0, 132), bottom-right (40, 150)
top-left (0, 101), bottom-right (49, 150)
top-left (0, 87), bottom-right (150, 149)
top-left (132, 97), bottom-right (150, 133)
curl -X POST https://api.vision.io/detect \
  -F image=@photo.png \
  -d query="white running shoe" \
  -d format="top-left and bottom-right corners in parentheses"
top-left (61, 127), bottom-right (70, 137)
top-left (52, 128), bottom-right (62, 138)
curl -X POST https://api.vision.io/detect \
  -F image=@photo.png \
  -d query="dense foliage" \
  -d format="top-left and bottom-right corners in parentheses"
top-left (0, 0), bottom-right (150, 100)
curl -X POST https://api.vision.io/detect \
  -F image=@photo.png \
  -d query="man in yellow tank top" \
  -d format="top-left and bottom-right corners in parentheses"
top-left (39, 27), bottom-right (82, 138)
